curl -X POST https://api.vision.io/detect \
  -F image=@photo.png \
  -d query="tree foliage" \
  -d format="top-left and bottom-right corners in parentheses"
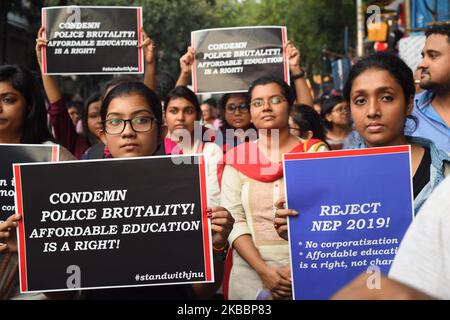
top-left (212, 0), bottom-right (356, 73)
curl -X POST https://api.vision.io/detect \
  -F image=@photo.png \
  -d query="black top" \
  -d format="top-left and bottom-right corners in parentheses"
top-left (413, 147), bottom-right (431, 199)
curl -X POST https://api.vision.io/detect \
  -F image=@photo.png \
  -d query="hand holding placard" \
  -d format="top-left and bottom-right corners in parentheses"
top-left (176, 46), bottom-right (195, 87)
top-left (208, 206), bottom-right (234, 251)
top-left (273, 197), bottom-right (298, 241)
top-left (0, 214), bottom-right (21, 254)
top-left (181, 47), bottom-right (195, 74)
top-left (139, 28), bottom-right (156, 65)
top-left (35, 26), bottom-right (47, 73)
top-left (285, 40), bottom-right (302, 74)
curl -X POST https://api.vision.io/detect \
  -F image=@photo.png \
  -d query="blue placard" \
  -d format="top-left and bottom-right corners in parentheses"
top-left (284, 147), bottom-right (414, 300)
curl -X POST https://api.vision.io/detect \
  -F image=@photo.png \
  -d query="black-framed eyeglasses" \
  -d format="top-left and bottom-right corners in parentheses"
top-left (102, 117), bottom-right (157, 135)
top-left (250, 95), bottom-right (286, 108)
top-left (225, 103), bottom-right (250, 114)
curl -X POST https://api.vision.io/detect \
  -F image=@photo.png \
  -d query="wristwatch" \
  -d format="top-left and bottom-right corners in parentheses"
top-left (292, 69), bottom-right (307, 81)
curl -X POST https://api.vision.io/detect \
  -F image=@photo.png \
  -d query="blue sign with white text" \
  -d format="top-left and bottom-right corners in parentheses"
top-left (284, 147), bottom-right (414, 300)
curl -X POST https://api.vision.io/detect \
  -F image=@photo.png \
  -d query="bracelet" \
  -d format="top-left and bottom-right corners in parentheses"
top-left (213, 243), bottom-right (229, 262)
top-left (291, 69), bottom-right (306, 81)
top-left (213, 243), bottom-right (228, 253)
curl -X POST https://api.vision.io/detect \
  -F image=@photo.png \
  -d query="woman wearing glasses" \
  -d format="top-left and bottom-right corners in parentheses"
top-left (35, 26), bottom-right (157, 160)
top-left (320, 95), bottom-right (354, 150)
top-left (219, 93), bottom-right (256, 152)
top-left (77, 81), bottom-right (233, 299)
top-left (220, 77), bottom-right (327, 300)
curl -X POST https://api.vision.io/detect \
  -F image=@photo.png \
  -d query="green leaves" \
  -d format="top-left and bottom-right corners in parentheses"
top-left (212, 0), bottom-right (356, 73)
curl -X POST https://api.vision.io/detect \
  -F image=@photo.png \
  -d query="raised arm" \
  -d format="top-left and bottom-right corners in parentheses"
top-left (140, 29), bottom-right (157, 91)
top-left (36, 26), bottom-right (81, 157)
top-left (176, 46), bottom-right (195, 87)
top-left (285, 41), bottom-right (314, 107)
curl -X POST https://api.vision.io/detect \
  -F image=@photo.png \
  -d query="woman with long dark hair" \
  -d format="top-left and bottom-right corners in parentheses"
top-left (274, 53), bottom-right (450, 242)
top-left (0, 64), bottom-right (75, 299)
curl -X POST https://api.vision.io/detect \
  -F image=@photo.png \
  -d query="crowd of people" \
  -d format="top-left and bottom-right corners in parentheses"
top-left (0, 22), bottom-right (449, 300)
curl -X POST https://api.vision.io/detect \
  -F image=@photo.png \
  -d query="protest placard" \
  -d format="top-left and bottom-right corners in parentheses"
top-left (0, 144), bottom-right (58, 223)
top-left (42, 6), bottom-right (143, 75)
top-left (283, 146), bottom-right (414, 300)
top-left (192, 26), bottom-right (289, 94)
top-left (13, 155), bottom-right (213, 293)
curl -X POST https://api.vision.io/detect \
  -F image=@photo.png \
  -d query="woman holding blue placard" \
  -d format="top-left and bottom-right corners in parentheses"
top-left (274, 53), bottom-right (450, 241)
top-left (220, 76), bottom-right (327, 300)
top-left (344, 53), bottom-right (450, 212)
